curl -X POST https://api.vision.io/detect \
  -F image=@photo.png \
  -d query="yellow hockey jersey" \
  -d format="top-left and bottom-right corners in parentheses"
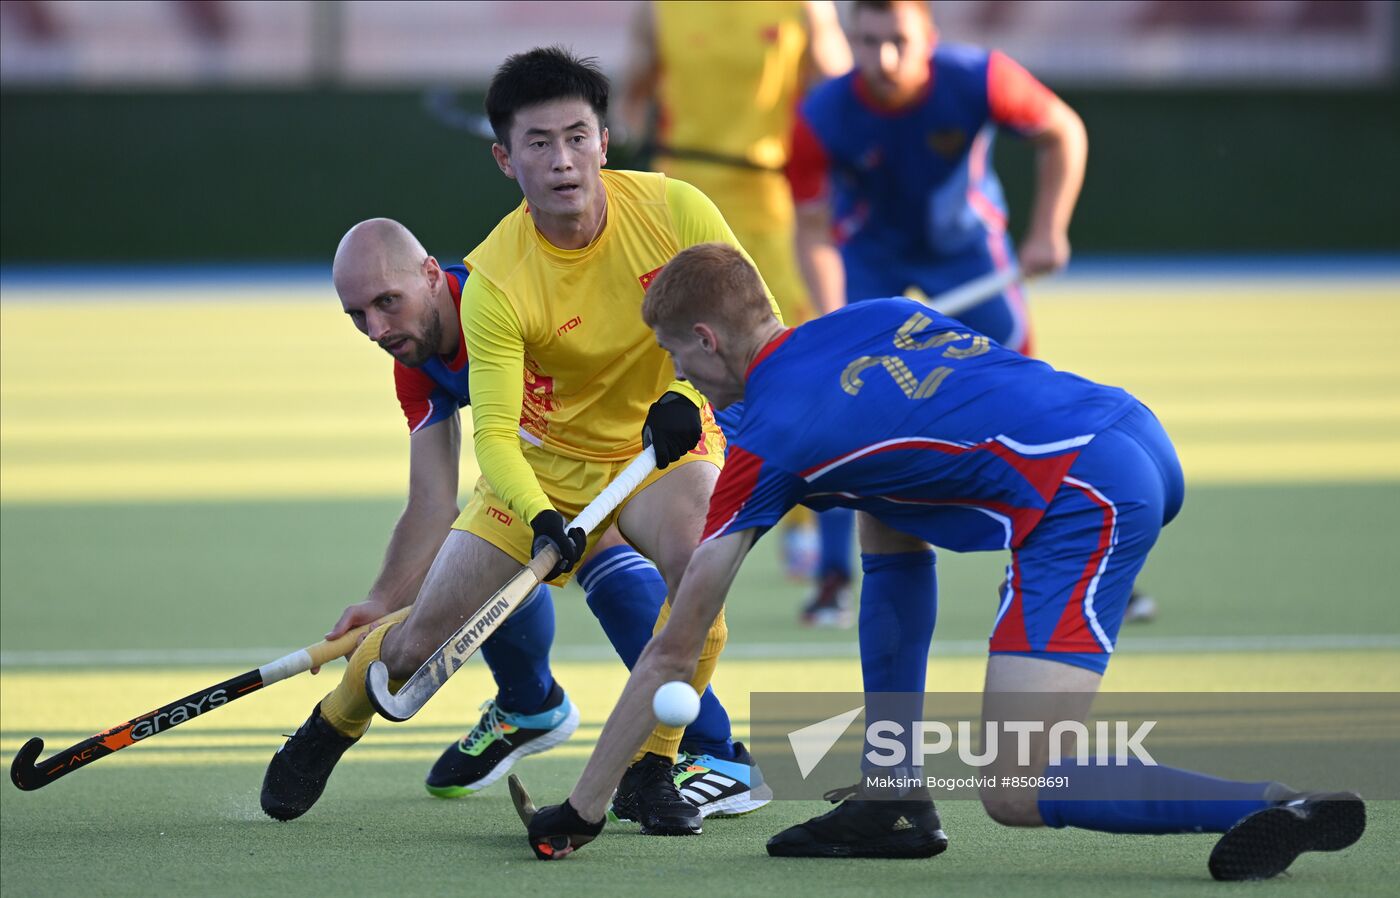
top-left (655, 0), bottom-right (810, 170)
top-left (462, 169), bottom-right (773, 522)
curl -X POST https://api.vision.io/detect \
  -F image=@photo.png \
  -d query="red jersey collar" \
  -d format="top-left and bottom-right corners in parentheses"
top-left (746, 328), bottom-right (794, 380)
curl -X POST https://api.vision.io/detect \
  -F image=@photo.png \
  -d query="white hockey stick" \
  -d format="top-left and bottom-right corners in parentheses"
top-left (922, 267), bottom-right (1023, 318)
top-left (366, 446), bottom-right (659, 721)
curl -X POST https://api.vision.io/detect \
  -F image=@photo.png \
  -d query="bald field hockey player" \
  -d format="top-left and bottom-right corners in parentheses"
top-left (281, 217), bottom-right (752, 811)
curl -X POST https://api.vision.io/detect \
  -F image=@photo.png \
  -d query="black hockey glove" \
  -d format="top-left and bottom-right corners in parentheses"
top-left (642, 391), bottom-right (702, 469)
top-left (526, 799), bottom-right (606, 860)
top-left (530, 510), bottom-right (586, 580)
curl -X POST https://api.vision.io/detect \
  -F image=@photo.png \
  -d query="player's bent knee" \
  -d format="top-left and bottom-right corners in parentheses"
top-left (980, 793), bottom-right (1045, 828)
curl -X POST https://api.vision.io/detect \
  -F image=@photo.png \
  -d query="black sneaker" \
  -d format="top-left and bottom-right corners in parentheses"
top-left (1209, 792), bottom-right (1366, 881)
top-left (261, 703), bottom-right (359, 821)
top-left (767, 787), bottom-right (948, 859)
top-left (425, 686), bottom-right (579, 798)
top-left (610, 752), bottom-right (703, 836)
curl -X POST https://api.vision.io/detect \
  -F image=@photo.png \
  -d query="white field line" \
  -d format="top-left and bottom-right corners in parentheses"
top-left (2, 633), bottom-right (1397, 670)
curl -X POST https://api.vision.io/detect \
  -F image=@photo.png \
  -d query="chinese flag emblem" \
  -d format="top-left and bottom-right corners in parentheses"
top-left (639, 266), bottom-right (664, 291)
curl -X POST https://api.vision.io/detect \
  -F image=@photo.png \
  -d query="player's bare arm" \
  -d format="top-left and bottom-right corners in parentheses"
top-left (1020, 97), bottom-right (1088, 277)
top-left (566, 528), bottom-right (756, 825)
top-left (801, 0), bottom-right (854, 86)
top-left (794, 200), bottom-right (846, 314)
top-left (320, 219), bottom-right (467, 665)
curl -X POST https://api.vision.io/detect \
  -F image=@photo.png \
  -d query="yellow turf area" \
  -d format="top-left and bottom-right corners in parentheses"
top-left (2, 278), bottom-right (1397, 504)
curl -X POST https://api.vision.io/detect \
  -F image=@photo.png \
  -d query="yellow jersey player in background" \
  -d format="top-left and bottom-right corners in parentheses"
top-left (260, 46), bottom-right (778, 838)
top-left (621, 0), bottom-right (849, 329)
top-left (621, 0), bottom-right (851, 594)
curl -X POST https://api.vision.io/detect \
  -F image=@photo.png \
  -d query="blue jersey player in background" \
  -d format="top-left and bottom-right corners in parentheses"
top-left (520, 243), bottom-right (1365, 880)
top-left (786, 0), bottom-right (1090, 625)
top-left (264, 218), bottom-right (760, 822)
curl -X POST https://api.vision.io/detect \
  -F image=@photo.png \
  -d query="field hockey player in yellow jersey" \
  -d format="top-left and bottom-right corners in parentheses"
top-left (259, 47), bottom-right (774, 837)
top-left (622, 1), bottom-right (851, 590)
top-left (622, 1), bottom-right (849, 329)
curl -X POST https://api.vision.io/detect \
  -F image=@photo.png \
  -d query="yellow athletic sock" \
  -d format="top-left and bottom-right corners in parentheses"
top-left (319, 623), bottom-right (403, 740)
top-left (636, 602), bottom-right (728, 761)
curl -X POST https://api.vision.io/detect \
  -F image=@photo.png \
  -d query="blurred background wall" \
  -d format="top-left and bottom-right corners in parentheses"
top-left (2, 0), bottom-right (1397, 264)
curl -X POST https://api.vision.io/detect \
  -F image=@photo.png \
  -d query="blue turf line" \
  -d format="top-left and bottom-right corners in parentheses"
top-left (1, 254), bottom-right (1397, 293)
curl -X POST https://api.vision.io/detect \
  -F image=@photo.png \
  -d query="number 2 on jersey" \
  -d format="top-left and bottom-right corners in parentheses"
top-left (840, 311), bottom-right (989, 399)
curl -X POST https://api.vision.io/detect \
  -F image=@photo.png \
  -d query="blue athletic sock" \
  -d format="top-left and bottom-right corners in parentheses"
top-left (577, 546), bottom-right (664, 666)
top-left (1037, 759), bottom-right (1277, 834)
top-left (818, 507), bottom-right (856, 580)
top-left (480, 584), bottom-right (555, 715)
top-left (678, 710), bottom-right (738, 760)
top-left (859, 551), bottom-right (938, 693)
top-left (576, 545), bottom-right (736, 760)
top-left (859, 550), bottom-right (937, 775)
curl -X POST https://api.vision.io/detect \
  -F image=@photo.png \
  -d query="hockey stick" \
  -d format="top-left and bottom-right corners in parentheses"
top-left (422, 88), bottom-right (498, 141)
top-left (922, 267), bottom-right (1023, 319)
top-left (421, 88), bottom-right (656, 163)
top-left (508, 773), bottom-right (597, 860)
top-left (509, 773), bottom-right (538, 825)
top-left (366, 446), bottom-right (658, 722)
top-left (9, 606), bottom-right (412, 792)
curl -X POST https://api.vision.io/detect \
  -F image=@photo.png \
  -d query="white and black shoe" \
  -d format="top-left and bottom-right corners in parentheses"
top-left (675, 742), bottom-right (772, 818)
top-left (425, 684), bottom-right (578, 798)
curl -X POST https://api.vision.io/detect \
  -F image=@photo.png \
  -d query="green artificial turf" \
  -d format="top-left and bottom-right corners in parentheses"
top-left (3, 751), bottom-right (1392, 898)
